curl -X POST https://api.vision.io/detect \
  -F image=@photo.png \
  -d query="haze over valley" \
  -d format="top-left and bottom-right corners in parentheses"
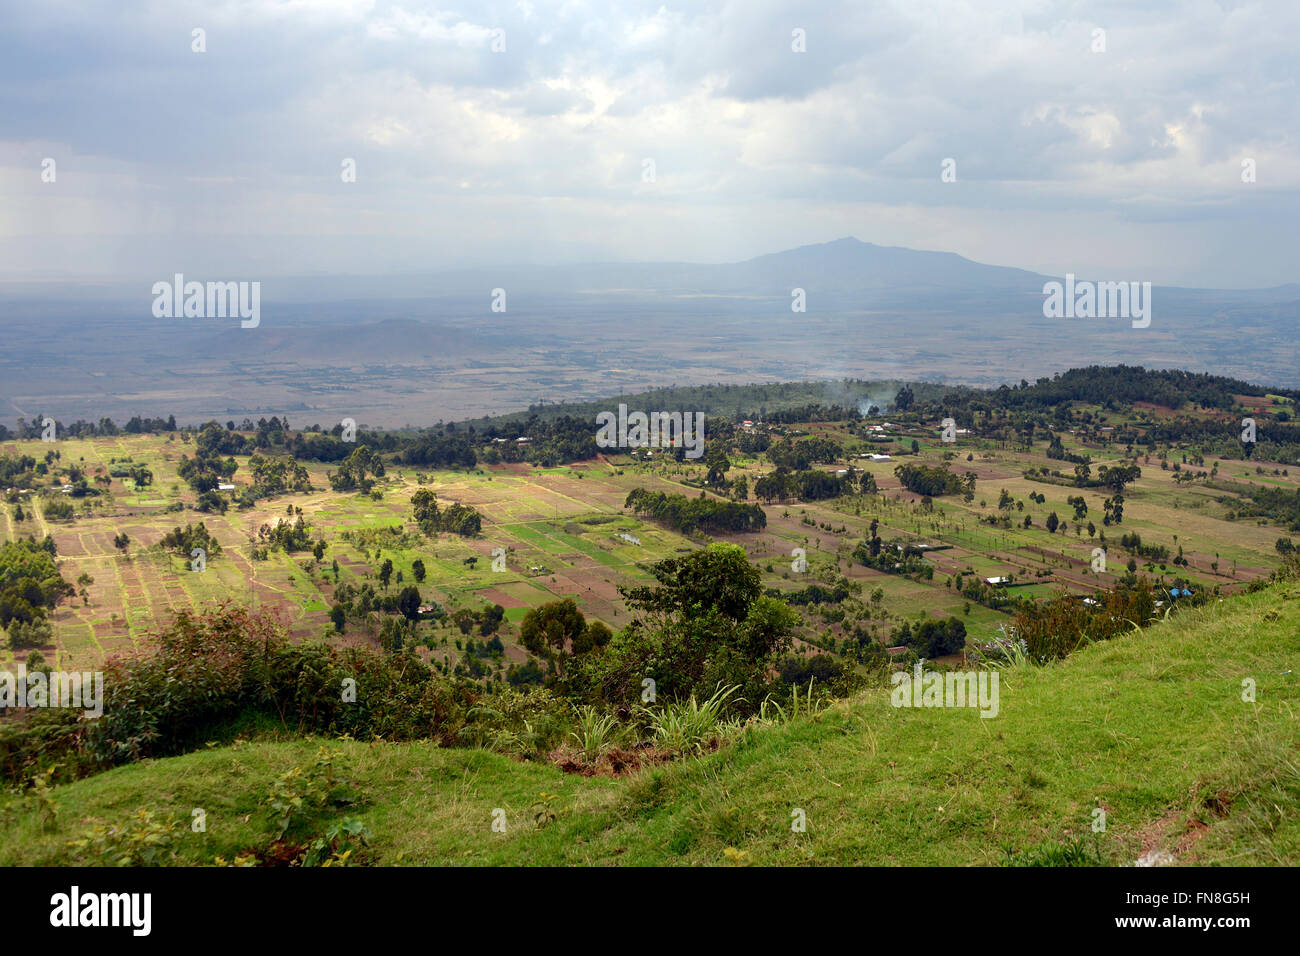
top-left (6, 237), bottom-right (1297, 428)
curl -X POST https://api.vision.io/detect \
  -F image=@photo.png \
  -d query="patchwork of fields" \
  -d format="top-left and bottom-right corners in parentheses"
top-left (1, 415), bottom-right (1287, 676)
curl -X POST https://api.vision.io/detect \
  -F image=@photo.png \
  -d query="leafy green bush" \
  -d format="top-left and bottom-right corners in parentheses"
top-left (264, 747), bottom-right (356, 840)
top-left (62, 809), bottom-right (181, 867)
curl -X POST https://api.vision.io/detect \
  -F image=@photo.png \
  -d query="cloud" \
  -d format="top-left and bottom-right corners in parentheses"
top-left (0, 0), bottom-right (1296, 285)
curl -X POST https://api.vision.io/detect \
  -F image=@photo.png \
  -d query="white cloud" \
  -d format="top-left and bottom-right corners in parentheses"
top-left (0, 0), bottom-right (1296, 285)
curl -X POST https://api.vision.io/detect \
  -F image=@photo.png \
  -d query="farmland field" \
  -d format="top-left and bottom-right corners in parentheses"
top-left (3, 390), bottom-right (1289, 683)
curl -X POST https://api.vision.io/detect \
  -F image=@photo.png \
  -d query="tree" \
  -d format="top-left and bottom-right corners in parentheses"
top-left (901, 616), bottom-right (966, 657)
top-left (620, 542), bottom-right (761, 622)
top-left (520, 598), bottom-right (590, 674)
top-left (1103, 494), bottom-right (1125, 526)
top-left (411, 488), bottom-right (481, 537)
top-left (378, 559), bottom-right (394, 590)
top-left (411, 489), bottom-right (439, 534)
top-left (1099, 464), bottom-right (1141, 494)
top-left (330, 603), bottom-right (346, 633)
top-left (397, 585), bottom-right (421, 621)
top-left (585, 543), bottom-right (800, 709)
top-left (412, 559), bottom-right (426, 583)
top-left (1045, 512), bottom-right (1060, 534)
top-left (583, 620), bottom-right (614, 651)
top-left (705, 446), bottom-right (731, 486)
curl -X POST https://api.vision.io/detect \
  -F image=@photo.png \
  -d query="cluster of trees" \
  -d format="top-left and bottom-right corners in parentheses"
top-left (0, 454), bottom-right (38, 488)
top-left (107, 462), bottom-right (153, 487)
top-left (852, 536), bottom-right (934, 579)
top-left (159, 522), bottom-right (222, 559)
top-left (401, 432), bottom-right (478, 468)
top-left (42, 499), bottom-right (76, 521)
top-left (177, 442), bottom-right (238, 513)
top-left (894, 463), bottom-right (975, 499)
top-left (753, 467), bottom-right (861, 502)
top-left (1151, 416), bottom-right (1300, 465)
top-left (1, 415), bottom-right (176, 441)
top-left (0, 537), bottom-right (70, 647)
top-left (247, 453), bottom-right (312, 498)
top-left (1011, 582), bottom-right (1157, 660)
top-left (623, 488), bottom-right (766, 534)
top-left (893, 616), bottom-right (967, 657)
top-left (777, 653), bottom-right (849, 689)
top-left (483, 415), bottom-right (598, 466)
top-left (1046, 432), bottom-right (1089, 465)
top-left (734, 428), bottom-right (771, 456)
top-left (1119, 532), bottom-right (1170, 562)
top-left (1223, 481), bottom-right (1300, 532)
top-left (328, 446), bottom-right (385, 493)
top-left (987, 367), bottom-right (1280, 413)
top-left (331, 581), bottom-right (436, 634)
top-left (410, 489), bottom-right (483, 537)
top-left (1093, 463), bottom-right (1141, 493)
top-left (284, 431), bottom-right (365, 463)
top-left (451, 603), bottom-right (506, 637)
top-left (256, 511), bottom-right (317, 553)
top-left (958, 576), bottom-right (1016, 611)
top-left (519, 599), bottom-right (612, 676)
top-left (122, 415), bottom-right (178, 433)
top-left (1102, 494), bottom-right (1125, 525)
top-left (771, 581), bottom-right (854, 605)
top-left (764, 404), bottom-right (857, 424)
top-left (767, 437), bottom-right (843, 470)
top-left (194, 422), bottom-right (250, 456)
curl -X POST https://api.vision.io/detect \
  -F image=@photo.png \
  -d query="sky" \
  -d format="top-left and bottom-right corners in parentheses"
top-left (1, 0), bottom-right (1297, 287)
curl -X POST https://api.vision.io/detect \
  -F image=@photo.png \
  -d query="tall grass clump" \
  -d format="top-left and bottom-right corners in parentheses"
top-left (644, 684), bottom-right (741, 756)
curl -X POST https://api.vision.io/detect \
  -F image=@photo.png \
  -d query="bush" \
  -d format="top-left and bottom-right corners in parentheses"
top-left (1011, 583), bottom-right (1157, 661)
top-left (42, 499), bottom-right (75, 520)
top-left (0, 604), bottom-right (589, 786)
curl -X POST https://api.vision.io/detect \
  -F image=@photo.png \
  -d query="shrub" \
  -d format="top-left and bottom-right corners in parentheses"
top-left (1011, 583), bottom-right (1157, 661)
top-left (644, 684), bottom-right (740, 756)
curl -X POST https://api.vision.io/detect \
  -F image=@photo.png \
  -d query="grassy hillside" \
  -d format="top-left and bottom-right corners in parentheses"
top-left (3, 579), bottom-right (1297, 867)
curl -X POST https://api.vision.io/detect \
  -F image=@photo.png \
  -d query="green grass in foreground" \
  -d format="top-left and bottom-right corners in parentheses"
top-left (2, 581), bottom-right (1298, 866)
